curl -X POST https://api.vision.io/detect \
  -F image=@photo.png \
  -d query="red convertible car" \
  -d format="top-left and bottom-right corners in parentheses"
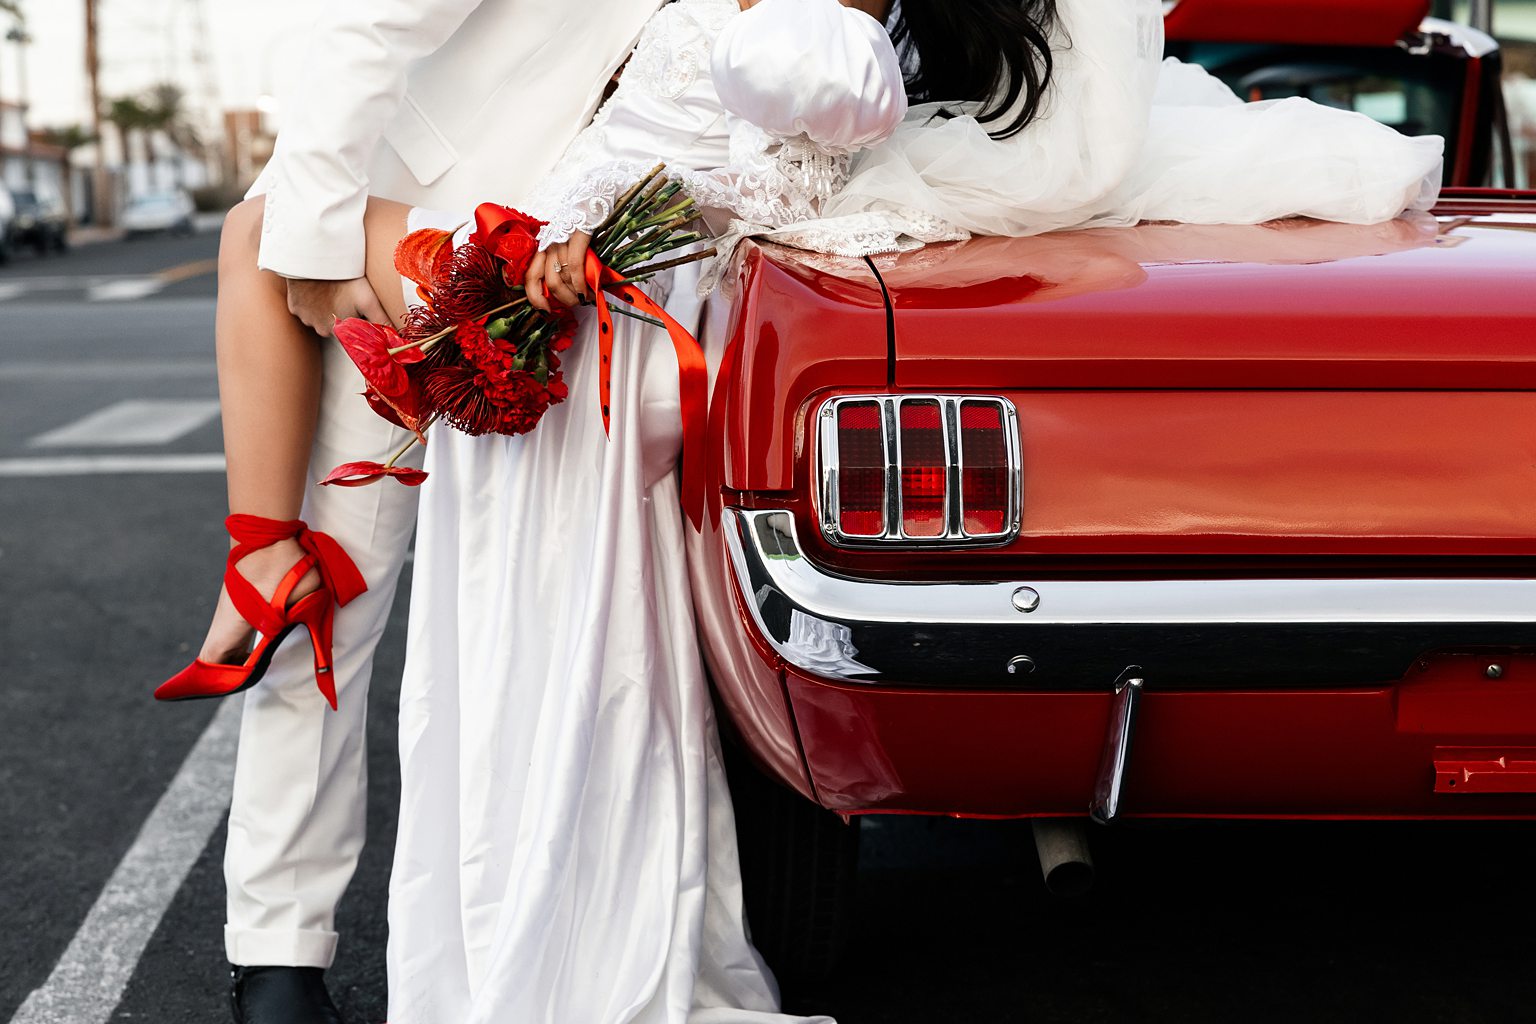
top-left (689, 0), bottom-right (1536, 979)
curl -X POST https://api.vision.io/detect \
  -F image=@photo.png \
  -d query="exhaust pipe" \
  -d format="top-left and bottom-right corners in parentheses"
top-left (1032, 819), bottom-right (1095, 897)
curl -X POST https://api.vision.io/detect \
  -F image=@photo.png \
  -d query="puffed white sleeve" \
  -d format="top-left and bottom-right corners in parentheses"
top-left (692, 0), bottom-right (908, 229)
top-left (710, 0), bottom-right (907, 152)
top-left (528, 0), bottom-right (907, 248)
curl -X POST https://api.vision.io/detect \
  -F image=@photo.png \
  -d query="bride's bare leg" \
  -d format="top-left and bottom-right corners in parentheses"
top-left (198, 196), bottom-right (411, 662)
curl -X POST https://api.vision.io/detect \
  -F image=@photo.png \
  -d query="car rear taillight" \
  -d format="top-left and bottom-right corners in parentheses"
top-left (818, 395), bottom-right (1019, 547)
top-left (899, 400), bottom-right (947, 538)
top-left (835, 401), bottom-right (888, 537)
top-left (959, 401), bottom-right (1010, 538)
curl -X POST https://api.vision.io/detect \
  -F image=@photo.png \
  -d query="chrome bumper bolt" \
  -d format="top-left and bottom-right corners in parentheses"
top-left (1487, 664), bottom-right (1505, 680)
top-left (1012, 587), bottom-right (1040, 613)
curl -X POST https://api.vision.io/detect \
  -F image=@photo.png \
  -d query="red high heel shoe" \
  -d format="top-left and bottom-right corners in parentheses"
top-left (155, 514), bottom-right (367, 711)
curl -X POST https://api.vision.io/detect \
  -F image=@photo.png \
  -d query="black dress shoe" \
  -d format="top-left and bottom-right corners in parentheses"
top-left (230, 965), bottom-right (343, 1024)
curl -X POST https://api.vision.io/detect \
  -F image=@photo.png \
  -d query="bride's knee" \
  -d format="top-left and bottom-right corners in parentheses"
top-left (219, 196), bottom-right (265, 273)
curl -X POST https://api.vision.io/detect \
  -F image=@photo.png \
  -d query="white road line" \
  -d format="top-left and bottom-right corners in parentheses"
top-left (0, 360), bottom-right (214, 381)
top-left (0, 454), bottom-right (226, 476)
top-left (31, 400), bottom-right (222, 448)
top-left (7, 699), bottom-right (242, 1024)
top-left (87, 279), bottom-right (166, 303)
top-left (0, 283), bottom-right (26, 302)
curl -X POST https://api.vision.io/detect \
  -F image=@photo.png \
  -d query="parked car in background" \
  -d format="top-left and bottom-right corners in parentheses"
top-left (8, 185), bottom-right (70, 255)
top-left (0, 183), bottom-right (16, 264)
top-left (692, 0), bottom-right (1536, 985)
top-left (1168, 0), bottom-right (1512, 187)
top-left (120, 190), bottom-right (195, 238)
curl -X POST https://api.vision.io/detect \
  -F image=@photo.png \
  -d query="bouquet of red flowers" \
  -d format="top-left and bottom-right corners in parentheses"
top-left (321, 165), bottom-right (714, 497)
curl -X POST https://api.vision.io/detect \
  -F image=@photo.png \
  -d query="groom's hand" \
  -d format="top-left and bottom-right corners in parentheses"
top-left (286, 277), bottom-right (391, 338)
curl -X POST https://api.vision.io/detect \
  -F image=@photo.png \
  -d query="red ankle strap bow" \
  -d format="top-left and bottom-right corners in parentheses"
top-left (224, 515), bottom-right (368, 637)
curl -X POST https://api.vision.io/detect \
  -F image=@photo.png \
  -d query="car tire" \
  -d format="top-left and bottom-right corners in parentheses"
top-left (724, 737), bottom-right (860, 986)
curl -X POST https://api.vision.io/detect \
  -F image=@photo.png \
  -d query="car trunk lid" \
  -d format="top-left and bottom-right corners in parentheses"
top-left (880, 215), bottom-right (1536, 391)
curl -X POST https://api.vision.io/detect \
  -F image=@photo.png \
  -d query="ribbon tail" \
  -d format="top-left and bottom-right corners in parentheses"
top-left (585, 251), bottom-right (616, 438)
top-left (302, 529), bottom-right (369, 607)
top-left (584, 252), bottom-right (708, 531)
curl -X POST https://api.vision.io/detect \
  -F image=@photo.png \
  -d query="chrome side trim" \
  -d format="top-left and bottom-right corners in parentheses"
top-left (724, 509), bottom-right (1536, 688)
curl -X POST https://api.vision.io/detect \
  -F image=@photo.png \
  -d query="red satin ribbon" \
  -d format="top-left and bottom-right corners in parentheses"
top-left (584, 249), bottom-right (708, 531)
top-left (224, 514), bottom-right (368, 636)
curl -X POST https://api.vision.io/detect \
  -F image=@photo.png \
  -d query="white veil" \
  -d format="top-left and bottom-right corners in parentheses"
top-left (822, 0), bottom-right (1165, 235)
top-left (767, 0), bottom-right (1442, 258)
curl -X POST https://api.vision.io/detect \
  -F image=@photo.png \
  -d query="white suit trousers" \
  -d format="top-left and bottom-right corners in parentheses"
top-left (223, 341), bottom-right (422, 967)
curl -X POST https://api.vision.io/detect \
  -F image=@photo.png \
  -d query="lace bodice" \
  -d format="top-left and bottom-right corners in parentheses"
top-left (524, 0), bottom-right (907, 257)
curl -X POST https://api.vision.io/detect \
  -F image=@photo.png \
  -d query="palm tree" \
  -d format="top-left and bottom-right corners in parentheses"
top-left (36, 123), bottom-right (97, 223)
top-left (105, 95), bottom-right (152, 174)
top-left (144, 82), bottom-right (201, 187)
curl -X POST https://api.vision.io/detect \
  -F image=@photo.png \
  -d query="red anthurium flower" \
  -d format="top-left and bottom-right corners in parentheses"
top-left (394, 228), bottom-right (455, 300)
top-left (363, 390), bottom-right (407, 429)
top-left (335, 318), bottom-right (411, 399)
top-left (319, 461), bottom-right (430, 488)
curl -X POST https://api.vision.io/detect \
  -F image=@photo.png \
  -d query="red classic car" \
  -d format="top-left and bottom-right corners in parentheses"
top-left (689, 0), bottom-right (1536, 980)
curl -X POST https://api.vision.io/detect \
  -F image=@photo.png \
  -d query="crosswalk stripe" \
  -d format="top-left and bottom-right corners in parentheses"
top-left (30, 400), bottom-right (221, 448)
top-left (87, 279), bottom-right (166, 302)
top-left (0, 454), bottom-right (226, 476)
top-left (0, 360), bottom-right (214, 381)
top-left (6, 701), bottom-right (241, 1024)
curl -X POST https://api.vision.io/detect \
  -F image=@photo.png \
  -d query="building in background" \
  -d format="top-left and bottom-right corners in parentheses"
top-left (223, 107), bottom-right (274, 194)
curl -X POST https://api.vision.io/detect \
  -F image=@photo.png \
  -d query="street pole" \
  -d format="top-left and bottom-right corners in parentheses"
top-left (85, 0), bottom-right (109, 225)
top-left (1467, 0), bottom-right (1494, 34)
top-left (7, 26), bottom-right (32, 184)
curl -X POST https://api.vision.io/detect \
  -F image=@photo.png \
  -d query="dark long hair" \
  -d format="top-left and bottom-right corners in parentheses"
top-left (888, 0), bottom-right (1061, 140)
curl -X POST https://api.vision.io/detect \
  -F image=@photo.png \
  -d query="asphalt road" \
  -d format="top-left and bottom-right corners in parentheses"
top-left (4, 227), bottom-right (1536, 1024)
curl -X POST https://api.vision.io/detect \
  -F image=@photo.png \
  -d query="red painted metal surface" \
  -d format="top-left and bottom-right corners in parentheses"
top-left (698, 201), bottom-right (1536, 823)
top-left (782, 656), bottom-right (1536, 818)
top-left (715, 243), bottom-right (888, 494)
top-left (807, 389), bottom-right (1536, 560)
top-left (686, 494), bottom-right (813, 800)
top-left (1450, 56), bottom-right (1484, 187)
top-left (1434, 749), bottom-right (1536, 793)
top-left (878, 218), bottom-right (1536, 391)
top-left (1164, 0), bottom-right (1429, 47)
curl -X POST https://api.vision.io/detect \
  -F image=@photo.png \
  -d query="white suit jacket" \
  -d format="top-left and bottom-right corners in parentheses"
top-left (254, 0), bottom-right (661, 280)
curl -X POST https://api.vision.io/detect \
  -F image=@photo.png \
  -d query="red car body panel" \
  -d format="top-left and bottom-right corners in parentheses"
top-left (792, 388), bottom-right (1536, 561)
top-left (693, 192), bottom-right (1536, 822)
top-left (785, 655), bottom-right (1536, 818)
top-left (1164, 0), bottom-right (1431, 47)
top-left (882, 222), bottom-right (1536, 392)
top-left (714, 245), bottom-right (888, 495)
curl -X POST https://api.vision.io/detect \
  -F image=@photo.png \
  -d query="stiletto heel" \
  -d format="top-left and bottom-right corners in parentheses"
top-left (155, 514), bottom-right (366, 710)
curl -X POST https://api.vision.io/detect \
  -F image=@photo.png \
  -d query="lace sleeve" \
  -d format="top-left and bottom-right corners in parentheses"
top-left (524, 0), bottom-right (739, 249)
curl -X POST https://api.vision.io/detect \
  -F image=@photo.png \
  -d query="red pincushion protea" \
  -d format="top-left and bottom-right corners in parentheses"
top-left (433, 243), bottom-right (517, 324)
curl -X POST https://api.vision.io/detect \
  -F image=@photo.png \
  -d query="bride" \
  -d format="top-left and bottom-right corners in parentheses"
top-left (157, 0), bottom-right (1443, 1019)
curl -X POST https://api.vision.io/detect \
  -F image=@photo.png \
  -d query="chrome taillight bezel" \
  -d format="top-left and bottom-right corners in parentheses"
top-left (816, 394), bottom-right (1022, 549)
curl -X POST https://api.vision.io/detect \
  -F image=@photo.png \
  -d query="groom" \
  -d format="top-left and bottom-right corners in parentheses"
top-left (226, 1), bottom-right (658, 1021)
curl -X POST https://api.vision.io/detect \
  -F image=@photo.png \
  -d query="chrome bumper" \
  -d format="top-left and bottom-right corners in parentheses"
top-left (723, 509), bottom-right (1536, 688)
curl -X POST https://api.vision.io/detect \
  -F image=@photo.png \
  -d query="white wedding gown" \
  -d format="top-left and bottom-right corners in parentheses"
top-left (387, 2), bottom-right (903, 1022)
top-left (388, 1), bottom-right (1445, 1021)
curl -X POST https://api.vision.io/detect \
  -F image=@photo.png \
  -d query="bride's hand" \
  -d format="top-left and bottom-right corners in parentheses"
top-left (525, 232), bottom-right (593, 313)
